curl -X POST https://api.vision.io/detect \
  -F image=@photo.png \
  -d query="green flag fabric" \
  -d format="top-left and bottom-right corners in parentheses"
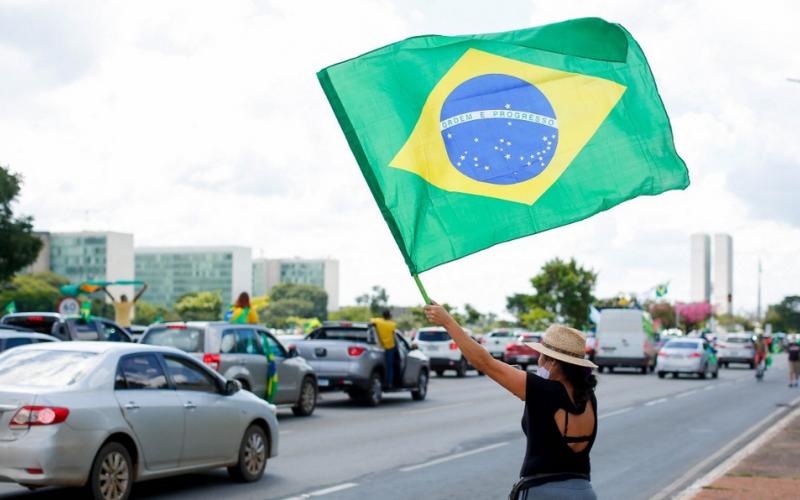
top-left (318, 18), bottom-right (688, 274)
top-left (4, 301), bottom-right (16, 315)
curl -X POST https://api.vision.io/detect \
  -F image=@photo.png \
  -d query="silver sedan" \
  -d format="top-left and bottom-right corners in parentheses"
top-left (0, 342), bottom-right (279, 500)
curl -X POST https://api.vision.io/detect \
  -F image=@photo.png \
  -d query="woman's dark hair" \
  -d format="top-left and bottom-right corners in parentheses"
top-left (559, 359), bottom-right (598, 407)
top-left (235, 292), bottom-right (251, 309)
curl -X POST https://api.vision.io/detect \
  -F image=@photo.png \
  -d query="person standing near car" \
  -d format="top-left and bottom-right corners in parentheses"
top-left (225, 292), bottom-right (259, 324)
top-left (788, 338), bottom-right (800, 388)
top-left (102, 283), bottom-right (148, 328)
top-left (424, 302), bottom-right (598, 500)
top-left (372, 310), bottom-right (397, 387)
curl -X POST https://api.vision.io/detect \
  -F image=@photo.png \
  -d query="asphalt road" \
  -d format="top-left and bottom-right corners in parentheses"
top-left (1, 356), bottom-right (798, 500)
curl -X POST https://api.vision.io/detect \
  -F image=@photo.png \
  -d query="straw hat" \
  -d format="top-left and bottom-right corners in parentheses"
top-left (526, 324), bottom-right (598, 369)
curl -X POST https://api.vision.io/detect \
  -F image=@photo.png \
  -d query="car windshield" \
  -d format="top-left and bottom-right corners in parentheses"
top-left (0, 349), bottom-right (98, 387)
top-left (417, 330), bottom-right (449, 342)
top-left (142, 327), bottom-right (204, 352)
top-left (666, 341), bottom-right (701, 349)
top-left (308, 328), bottom-right (369, 342)
top-left (2, 316), bottom-right (58, 335)
top-left (725, 337), bottom-right (751, 344)
top-left (66, 318), bottom-right (102, 340)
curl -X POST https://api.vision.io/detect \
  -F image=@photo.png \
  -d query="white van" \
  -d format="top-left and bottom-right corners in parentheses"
top-left (594, 309), bottom-right (656, 374)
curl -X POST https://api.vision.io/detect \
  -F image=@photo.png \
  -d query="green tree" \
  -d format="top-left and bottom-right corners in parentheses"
top-left (508, 257), bottom-right (597, 331)
top-left (766, 296), bottom-right (800, 333)
top-left (520, 307), bottom-right (556, 331)
top-left (133, 302), bottom-right (179, 325)
top-left (270, 283), bottom-right (328, 320)
top-left (715, 313), bottom-right (754, 332)
top-left (174, 291), bottom-right (223, 321)
top-left (463, 303), bottom-right (483, 326)
top-left (0, 166), bottom-right (43, 283)
top-left (329, 305), bottom-right (371, 322)
top-left (648, 301), bottom-right (676, 330)
top-left (355, 285), bottom-right (389, 315)
top-left (0, 272), bottom-right (66, 311)
top-left (262, 298), bottom-right (316, 328)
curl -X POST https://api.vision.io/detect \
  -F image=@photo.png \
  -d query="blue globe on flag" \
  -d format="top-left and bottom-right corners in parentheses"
top-left (440, 74), bottom-right (559, 185)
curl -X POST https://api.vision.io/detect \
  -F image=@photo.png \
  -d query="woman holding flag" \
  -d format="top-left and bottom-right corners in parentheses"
top-left (425, 303), bottom-right (598, 500)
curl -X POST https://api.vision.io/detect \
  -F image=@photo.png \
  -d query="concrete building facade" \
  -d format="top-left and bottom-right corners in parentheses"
top-left (713, 234), bottom-right (733, 315)
top-left (690, 233), bottom-right (711, 303)
top-left (252, 258), bottom-right (339, 311)
top-left (135, 247), bottom-right (252, 308)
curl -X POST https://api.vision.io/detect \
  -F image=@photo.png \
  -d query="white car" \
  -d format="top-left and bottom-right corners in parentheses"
top-left (480, 329), bottom-right (521, 360)
top-left (413, 327), bottom-right (478, 377)
top-left (0, 342), bottom-right (279, 500)
top-left (594, 309), bottom-right (656, 374)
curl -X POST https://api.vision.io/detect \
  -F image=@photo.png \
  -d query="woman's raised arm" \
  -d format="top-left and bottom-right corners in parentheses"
top-left (424, 303), bottom-right (527, 401)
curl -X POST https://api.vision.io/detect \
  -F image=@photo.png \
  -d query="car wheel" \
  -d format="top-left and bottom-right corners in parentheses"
top-left (608, 367), bottom-right (615, 373)
top-left (363, 372), bottom-right (383, 407)
top-left (657, 371), bottom-right (666, 379)
top-left (456, 358), bottom-right (468, 378)
top-left (477, 370), bottom-right (486, 376)
top-left (88, 441), bottom-right (133, 500)
top-left (699, 366), bottom-right (708, 379)
top-left (228, 424), bottom-right (268, 482)
top-left (292, 377), bottom-right (317, 417)
top-left (598, 366), bottom-right (605, 374)
top-left (749, 361), bottom-right (756, 369)
top-left (412, 370), bottom-right (428, 401)
top-left (640, 365), bottom-right (648, 375)
top-left (712, 368), bottom-right (719, 379)
top-left (435, 370), bottom-right (445, 377)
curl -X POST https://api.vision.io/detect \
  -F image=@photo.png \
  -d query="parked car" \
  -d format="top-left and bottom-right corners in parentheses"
top-left (594, 309), bottom-right (656, 374)
top-left (0, 342), bottom-right (278, 500)
top-left (656, 338), bottom-right (719, 379)
top-left (412, 326), bottom-right (478, 377)
top-left (716, 333), bottom-right (756, 368)
top-left (296, 321), bottom-right (429, 406)
top-left (140, 322), bottom-right (318, 416)
top-left (481, 329), bottom-right (521, 360)
top-left (0, 313), bottom-right (132, 343)
top-left (504, 332), bottom-right (543, 370)
top-left (0, 331), bottom-right (59, 352)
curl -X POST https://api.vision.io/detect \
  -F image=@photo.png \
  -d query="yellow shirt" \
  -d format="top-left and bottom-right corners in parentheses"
top-left (372, 318), bottom-right (397, 349)
top-left (230, 307), bottom-right (259, 324)
top-left (113, 302), bottom-right (134, 327)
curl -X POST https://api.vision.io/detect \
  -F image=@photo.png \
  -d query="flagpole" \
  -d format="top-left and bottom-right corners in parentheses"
top-left (412, 274), bottom-right (432, 305)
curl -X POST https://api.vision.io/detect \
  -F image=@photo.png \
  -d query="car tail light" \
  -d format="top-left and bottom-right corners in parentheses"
top-left (26, 316), bottom-right (45, 322)
top-left (690, 352), bottom-right (702, 358)
top-left (347, 346), bottom-right (366, 357)
top-left (479, 337), bottom-right (486, 345)
top-left (25, 468), bottom-right (44, 475)
top-left (10, 406), bottom-right (69, 428)
top-left (203, 353), bottom-right (220, 371)
top-left (658, 351), bottom-right (667, 357)
top-left (449, 342), bottom-right (458, 351)
top-left (167, 324), bottom-right (187, 330)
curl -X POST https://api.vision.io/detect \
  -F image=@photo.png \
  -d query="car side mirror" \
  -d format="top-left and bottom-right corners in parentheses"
top-left (287, 346), bottom-right (299, 358)
top-left (410, 343), bottom-right (419, 351)
top-left (225, 379), bottom-right (242, 395)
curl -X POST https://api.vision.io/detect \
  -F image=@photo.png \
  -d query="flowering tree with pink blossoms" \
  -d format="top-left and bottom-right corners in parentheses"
top-left (674, 302), bottom-right (712, 331)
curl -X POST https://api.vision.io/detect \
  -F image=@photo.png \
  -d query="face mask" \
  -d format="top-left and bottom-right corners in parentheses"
top-left (537, 365), bottom-right (551, 380)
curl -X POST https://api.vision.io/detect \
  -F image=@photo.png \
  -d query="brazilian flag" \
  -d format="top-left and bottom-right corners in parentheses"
top-left (318, 18), bottom-right (688, 274)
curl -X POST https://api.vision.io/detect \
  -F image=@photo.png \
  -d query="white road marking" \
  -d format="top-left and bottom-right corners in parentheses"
top-left (704, 385), bottom-right (715, 391)
top-left (282, 482), bottom-right (359, 499)
top-left (644, 397), bottom-right (668, 407)
top-left (598, 407), bottom-right (633, 420)
top-left (402, 402), bottom-right (471, 415)
top-left (674, 389), bottom-right (701, 398)
top-left (652, 394), bottom-right (800, 500)
top-left (400, 442), bottom-right (509, 472)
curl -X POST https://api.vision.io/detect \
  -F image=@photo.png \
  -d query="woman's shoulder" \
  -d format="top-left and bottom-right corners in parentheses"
top-left (525, 372), bottom-right (563, 399)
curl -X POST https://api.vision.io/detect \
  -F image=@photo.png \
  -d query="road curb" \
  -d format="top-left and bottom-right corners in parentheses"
top-left (670, 394), bottom-right (800, 500)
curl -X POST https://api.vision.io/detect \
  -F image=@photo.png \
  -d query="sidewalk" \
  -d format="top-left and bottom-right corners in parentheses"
top-left (693, 410), bottom-right (800, 500)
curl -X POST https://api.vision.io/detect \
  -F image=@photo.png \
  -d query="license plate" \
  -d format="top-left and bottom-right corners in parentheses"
top-left (318, 378), bottom-right (329, 387)
top-left (427, 345), bottom-right (440, 352)
top-left (517, 355), bottom-right (530, 362)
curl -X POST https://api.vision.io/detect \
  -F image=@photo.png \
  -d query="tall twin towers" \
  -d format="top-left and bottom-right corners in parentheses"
top-left (691, 233), bottom-right (733, 315)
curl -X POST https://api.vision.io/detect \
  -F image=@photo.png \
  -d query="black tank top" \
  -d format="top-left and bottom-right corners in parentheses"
top-left (520, 372), bottom-right (597, 477)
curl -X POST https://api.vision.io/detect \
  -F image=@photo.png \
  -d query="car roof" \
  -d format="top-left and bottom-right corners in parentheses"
top-left (3, 312), bottom-right (65, 320)
top-left (12, 341), bottom-right (179, 355)
top-left (0, 331), bottom-right (59, 340)
top-left (321, 321), bottom-right (370, 328)
top-left (417, 326), bottom-right (447, 332)
top-left (666, 338), bottom-right (702, 344)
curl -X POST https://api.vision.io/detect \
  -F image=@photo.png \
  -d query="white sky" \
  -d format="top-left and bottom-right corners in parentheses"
top-left (1, 0), bottom-right (799, 317)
